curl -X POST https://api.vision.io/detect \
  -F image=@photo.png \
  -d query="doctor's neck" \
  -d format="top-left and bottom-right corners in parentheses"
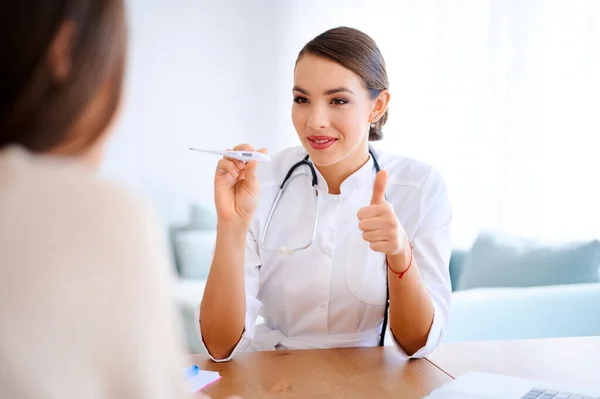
top-left (315, 141), bottom-right (371, 195)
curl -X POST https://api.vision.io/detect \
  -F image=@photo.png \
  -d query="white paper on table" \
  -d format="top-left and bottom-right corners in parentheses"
top-left (186, 369), bottom-right (222, 393)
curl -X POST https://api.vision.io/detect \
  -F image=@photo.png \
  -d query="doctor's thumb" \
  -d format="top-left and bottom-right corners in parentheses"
top-left (245, 148), bottom-right (267, 174)
top-left (246, 159), bottom-right (258, 172)
top-left (370, 169), bottom-right (388, 205)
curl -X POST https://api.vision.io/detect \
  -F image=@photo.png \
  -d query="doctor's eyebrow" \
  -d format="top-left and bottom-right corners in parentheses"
top-left (324, 87), bottom-right (355, 96)
top-left (292, 86), bottom-right (308, 94)
top-left (292, 86), bottom-right (355, 96)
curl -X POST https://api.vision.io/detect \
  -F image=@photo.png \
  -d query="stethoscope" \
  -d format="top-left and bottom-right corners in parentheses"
top-left (259, 147), bottom-right (390, 346)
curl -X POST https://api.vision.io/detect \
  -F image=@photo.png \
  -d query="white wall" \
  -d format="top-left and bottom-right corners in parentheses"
top-left (101, 0), bottom-right (600, 248)
top-left (101, 0), bottom-right (295, 226)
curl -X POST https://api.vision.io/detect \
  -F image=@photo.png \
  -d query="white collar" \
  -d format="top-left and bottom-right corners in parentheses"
top-left (310, 150), bottom-right (379, 200)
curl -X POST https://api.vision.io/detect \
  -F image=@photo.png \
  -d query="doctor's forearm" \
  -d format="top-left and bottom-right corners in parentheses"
top-left (200, 222), bottom-right (247, 360)
top-left (387, 250), bottom-right (435, 356)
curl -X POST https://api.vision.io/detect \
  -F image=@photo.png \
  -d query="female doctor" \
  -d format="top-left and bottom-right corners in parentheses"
top-left (198, 26), bottom-right (452, 362)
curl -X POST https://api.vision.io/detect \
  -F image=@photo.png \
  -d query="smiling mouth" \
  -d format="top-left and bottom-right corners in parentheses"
top-left (307, 136), bottom-right (337, 150)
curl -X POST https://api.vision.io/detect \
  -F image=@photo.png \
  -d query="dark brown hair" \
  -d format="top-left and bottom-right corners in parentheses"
top-left (0, 1), bottom-right (127, 153)
top-left (297, 27), bottom-right (389, 141)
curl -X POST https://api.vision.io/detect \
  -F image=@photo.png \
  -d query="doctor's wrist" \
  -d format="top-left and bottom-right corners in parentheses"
top-left (217, 218), bottom-right (250, 236)
top-left (215, 221), bottom-right (248, 253)
top-left (386, 238), bottom-right (413, 279)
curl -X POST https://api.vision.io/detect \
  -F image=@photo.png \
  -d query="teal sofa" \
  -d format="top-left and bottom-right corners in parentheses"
top-left (443, 282), bottom-right (600, 342)
top-left (443, 233), bottom-right (600, 342)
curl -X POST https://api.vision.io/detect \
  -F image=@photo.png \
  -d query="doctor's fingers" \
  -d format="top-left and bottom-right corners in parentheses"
top-left (362, 228), bottom-right (398, 242)
top-left (369, 240), bottom-right (393, 253)
top-left (358, 215), bottom-right (397, 231)
top-left (233, 143), bottom-right (256, 152)
top-left (216, 158), bottom-right (244, 179)
top-left (357, 202), bottom-right (392, 220)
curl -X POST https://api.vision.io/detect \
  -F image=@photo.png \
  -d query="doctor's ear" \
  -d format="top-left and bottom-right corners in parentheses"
top-left (370, 90), bottom-right (390, 121)
top-left (369, 90), bottom-right (390, 141)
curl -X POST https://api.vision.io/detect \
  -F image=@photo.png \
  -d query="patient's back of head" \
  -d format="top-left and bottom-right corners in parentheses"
top-left (0, 2), bottom-right (190, 398)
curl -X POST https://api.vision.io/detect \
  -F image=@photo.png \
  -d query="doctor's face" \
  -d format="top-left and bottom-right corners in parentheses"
top-left (292, 54), bottom-right (374, 167)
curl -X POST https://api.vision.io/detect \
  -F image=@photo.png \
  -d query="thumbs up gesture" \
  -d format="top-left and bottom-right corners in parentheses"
top-left (357, 170), bottom-right (407, 255)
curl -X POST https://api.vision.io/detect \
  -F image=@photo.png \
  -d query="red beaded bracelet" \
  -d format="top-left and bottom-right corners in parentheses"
top-left (386, 241), bottom-right (413, 279)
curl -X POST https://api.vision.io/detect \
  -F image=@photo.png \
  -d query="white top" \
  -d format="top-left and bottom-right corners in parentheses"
top-left (0, 146), bottom-right (190, 398)
top-left (197, 145), bottom-right (452, 361)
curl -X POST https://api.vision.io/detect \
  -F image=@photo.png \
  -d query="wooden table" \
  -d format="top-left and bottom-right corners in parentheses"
top-left (425, 336), bottom-right (600, 388)
top-left (191, 347), bottom-right (453, 399)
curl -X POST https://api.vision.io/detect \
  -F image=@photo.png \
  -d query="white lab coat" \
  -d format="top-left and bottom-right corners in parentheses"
top-left (197, 145), bottom-right (452, 361)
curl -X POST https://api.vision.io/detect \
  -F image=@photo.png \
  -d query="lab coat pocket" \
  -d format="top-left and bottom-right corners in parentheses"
top-left (345, 234), bottom-right (388, 306)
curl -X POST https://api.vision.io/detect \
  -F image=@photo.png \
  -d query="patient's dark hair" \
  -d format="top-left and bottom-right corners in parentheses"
top-left (297, 26), bottom-right (389, 141)
top-left (0, 1), bottom-right (127, 152)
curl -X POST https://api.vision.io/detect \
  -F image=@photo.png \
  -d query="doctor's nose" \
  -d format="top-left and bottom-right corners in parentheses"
top-left (307, 106), bottom-right (330, 130)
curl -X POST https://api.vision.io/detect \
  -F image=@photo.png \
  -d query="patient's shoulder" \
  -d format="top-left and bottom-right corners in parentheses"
top-left (0, 146), bottom-right (163, 271)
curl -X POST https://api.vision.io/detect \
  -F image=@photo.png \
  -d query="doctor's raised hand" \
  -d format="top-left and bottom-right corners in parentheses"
top-left (358, 169), bottom-right (409, 257)
top-left (201, 143), bottom-right (267, 361)
top-left (213, 143), bottom-right (267, 228)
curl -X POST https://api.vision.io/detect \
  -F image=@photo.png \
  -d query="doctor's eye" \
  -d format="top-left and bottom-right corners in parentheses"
top-left (331, 98), bottom-right (348, 105)
top-left (293, 96), bottom-right (309, 104)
